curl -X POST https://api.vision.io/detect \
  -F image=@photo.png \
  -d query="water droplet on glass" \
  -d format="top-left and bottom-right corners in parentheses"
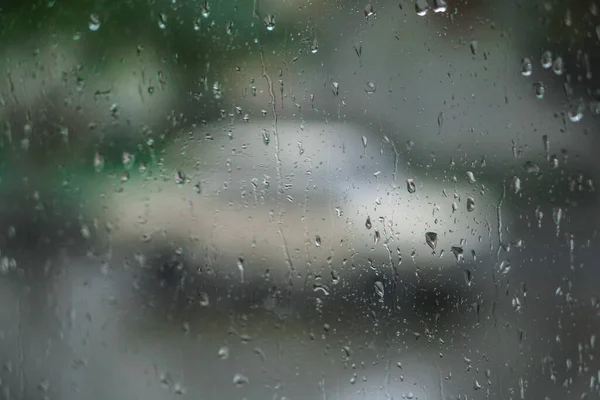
top-left (93, 152), bottom-right (104, 172)
top-left (466, 171), bottom-right (476, 184)
top-left (451, 246), bottom-right (464, 262)
top-left (432, 0), bottom-right (448, 12)
top-left (122, 152), bottom-right (135, 170)
top-left (315, 235), bottom-right (322, 247)
top-left (568, 102), bottom-right (584, 122)
top-left (331, 81), bottom-right (340, 96)
top-left (310, 38), bottom-right (319, 53)
top-left (511, 176), bottom-right (521, 193)
top-left (365, 81), bottom-right (376, 93)
top-left (549, 154), bottom-right (559, 168)
top-left (313, 284), bottom-right (330, 296)
top-left (564, 8), bottom-right (572, 26)
top-left (374, 281), bottom-right (385, 299)
top-left (415, 0), bottom-right (429, 16)
top-left (200, 1), bottom-right (210, 18)
top-left (425, 232), bottom-right (438, 251)
top-left (88, 13), bottom-right (101, 31)
top-left (521, 57), bottom-right (533, 76)
top-left (212, 81), bottom-right (222, 99)
top-left (262, 129), bottom-right (271, 145)
top-left (523, 161), bottom-right (540, 173)
top-left (365, 216), bottom-right (372, 230)
top-left (552, 56), bottom-right (565, 75)
top-left (406, 178), bottom-right (416, 194)
top-left (217, 346), bottom-right (229, 359)
top-left (464, 269), bottom-right (472, 286)
top-left (374, 230), bottom-right (380, 245)
top-left (469, 41), bottom-right (478, 56)
top-left (364, 3), bottom-right (375, 18)
top-left (541, 50), bottom-right (553, 68)
top-left (175, 170), bottom-right (186, 185)
top-left (361, 135), bottom-right (368, 149)
top-left (264, 15), bottom-right (275, 31)
top-left (533, 81), bottom-right (545, 99)
top-left (158, 13), bottom-right (167, 30)
top-left (233, 373), bottom-right (249, 386)
top-left (466, 197), bottom-right (476, 212)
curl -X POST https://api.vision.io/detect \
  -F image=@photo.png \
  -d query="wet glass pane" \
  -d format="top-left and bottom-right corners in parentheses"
top-left (0, 0), bottom-right (599, 398)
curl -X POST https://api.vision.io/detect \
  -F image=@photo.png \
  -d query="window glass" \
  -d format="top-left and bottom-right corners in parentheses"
top-left (0, 0), bottom-right (598, 399)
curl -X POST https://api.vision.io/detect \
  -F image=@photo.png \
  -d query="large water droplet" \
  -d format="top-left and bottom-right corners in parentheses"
top-left (568, 102), bottom-right (584, 122)
top-left (200, 1), bottom-right (210, 17)
top-left (374, 281), bottom-right (385, 299)
top-left (88, 13), bottom-right (101, 31)
top-left (511, 176), bottom-right (521, 194)
top-left (523, 161), bottom-right (540, 173)
top-left (425, 232), bottom-right (438, 251)
top-left (365, 216), bottom-right (372, 230)
top-left (521, 57), bottom-right (533, 76)
top-left (533, 81), bottom-right (545, 99)
top-left (406, 178), bottom-right (416, 194)
top-left (264, 15), bottom-right (275, 31)
top-left (451, 246), bottom-right (464, 262)
top-left (466, 171), bottom-right (476, 184)
top-left (432, 0), bottom-right (448, 13)
top-left (552, 56), bottom-right (565, 75)
top-left (541, 50), bottom-right (553, 69)
top-left (158, 13), bottom-right (167, 30)
top-left (310, 38), bottom-right (319, 53)
top-left (415, 0), bottom-right (429, 16)
top-left (466, 197), bottom-right (476, 212)
top-left (233, 374), bottom-right (249, 386)
top-left (364, 3), bottom-right (375, 18)
top-left (315, 235), bottom-right (322, 247)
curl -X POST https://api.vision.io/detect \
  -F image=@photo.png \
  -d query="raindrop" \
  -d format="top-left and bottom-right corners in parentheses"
top-left (315, 235), bottom-right (322, 248)
top-left (451, 246), bottom-right (464, 262)
top-left (374, 230), bottom-right (380, 245)
top-left (218, 346), bottom-right (229, 359)
top-left (93, 152), bottom-right (104, 172)
top-left (521, 57), bottom-right (533, 76)
top-left (511, 176), bottom-right (521, 194)
top-left (568, 103), bottom-right (584, 122)
top-left (374, 281), bottom-right (385, 299)
top-left (533, 81), bottom-right (545, 99)
top-left (201, 1), bottom-right (210, 18)
top-left (365, 216), bottom-right (372, 230)
top-left (237, 258), bottom-right (245, 283)
top-left (264, 15), bottom-right (275, 31)
top-left (523, 161), bottom-right (540, 173)
top-left (310, 38), bottom-right (319, 53)
top-left (466, 197), bottom-right (476, 212)
top-left (233, 374), bottom-right (249, 386)
top-left (364, 3), bottom-right (375, 17)
top-left (552, 56), bottom-right (565, 75)
top-left (464, 269), bottom-right (472, 286)
top-left (212, 81), bottom-right (222, 99)
top-left (365, 81), bottom-right (376, 93)
top-left (88, 13), bottom-right (101, 31)
top-left (425, 232), bottom-right (438, 251)
top-left (432, 0), bottom-right (448, 13)
top-left (466, 171), bottom-right (476, 184)
top-left (406, 178), bottom-right (416, 194)
top-left (415, 0), bottom-right (429, 16)
top-left (362, 135), bottom-right (368, 149)
top-left (469, 41), bottom-right (478, 56)
top-left (331, 81), bottom-right (340, 96)
top-left (175, 170), bottom-right (186, 185)
top-left (262, 129), bottom-right (271, 145)
top-left (541, 50), bottom-right (553, 69)
top-left (313, 284), bottom-right (330, 296)
top-left (549, 154), bottom-right (559, 168)
top-left (122, 152), bottom-right (135, 170)
top-left (158, 13), bottom-right (167, 30)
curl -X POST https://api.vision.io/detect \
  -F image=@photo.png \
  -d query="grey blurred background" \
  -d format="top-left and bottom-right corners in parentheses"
top-left (0, 0), bottom-right (599, 399)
